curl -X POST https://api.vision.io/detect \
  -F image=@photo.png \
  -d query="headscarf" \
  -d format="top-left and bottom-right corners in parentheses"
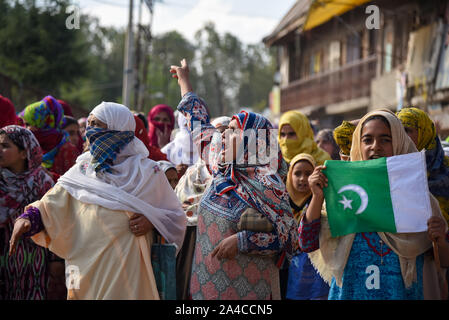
top-left (397, 107), bottom-right (449, 221)
top-left (278, 110), bottom-right (331, 164)
top-left (333, 120), bottom-right (356, 156)
top-left (161, 113), bottom-right (199, 166)
top-left (0, 125), bottom-right (54, 224)
top-left (308, 109), bottom-right (447, 289)
top-left (315, 128), bottom-right (340, 160)
top-left (203, 110), bottom-right (298, 260)
top-left (286, 153), bottom-right (316, 221)
top-left (133, 114), bottom-right (168, 161)
top-left (0, 95), bottom-right (17, 128)
top-left (58, 99), bottom-right (74, 117)
top-left (58, 102), bottom-right (186, 252)
top-left (147, 104), bottom-right (175, 148)
top-left (22, 96), bottom-right (70, 169)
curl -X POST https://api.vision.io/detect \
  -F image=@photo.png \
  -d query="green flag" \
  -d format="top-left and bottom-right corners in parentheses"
top-left (323, 152), bottom-right (431, 237)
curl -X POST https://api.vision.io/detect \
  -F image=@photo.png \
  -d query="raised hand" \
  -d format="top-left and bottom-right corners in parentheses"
top-left (170, 59), bottom-right (193, 97)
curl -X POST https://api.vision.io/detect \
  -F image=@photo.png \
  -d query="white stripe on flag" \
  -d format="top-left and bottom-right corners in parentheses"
top-left (386, 152), bottom-right (431, 233)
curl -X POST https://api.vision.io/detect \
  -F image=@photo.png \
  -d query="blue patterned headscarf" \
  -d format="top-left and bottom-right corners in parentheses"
top-left (86, 126), bottom-right (134, 173)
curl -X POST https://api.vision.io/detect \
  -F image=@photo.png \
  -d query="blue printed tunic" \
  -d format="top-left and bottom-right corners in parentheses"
top-left (299, 219), bottom-right (424, 300)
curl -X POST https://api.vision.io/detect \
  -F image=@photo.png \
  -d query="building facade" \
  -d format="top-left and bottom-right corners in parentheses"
top-left (264, 0), bottom-right (449, 137)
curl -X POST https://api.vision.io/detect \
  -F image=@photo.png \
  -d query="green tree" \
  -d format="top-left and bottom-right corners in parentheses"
top-left (237, 44), bottom-right (277, 113)
top-left (143, 30), bottom-right (197, 115)
top-left (194, 22), bottom-right (244, 118)
top-left (0, 0), bottom-right (89, 107)
top-left (60, 17), bottom-right (125, 112)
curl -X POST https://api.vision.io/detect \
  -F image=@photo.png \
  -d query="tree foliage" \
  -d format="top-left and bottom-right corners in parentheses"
top-left (0, 5), bottom-right (276, 118)
top-left (0, 0), bottom-right (89, 106)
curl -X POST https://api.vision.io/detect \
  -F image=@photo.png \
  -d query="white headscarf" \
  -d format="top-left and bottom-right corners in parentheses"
top-left (58, 102), bottom-right (186, 252)
top-left (211, 116), bottom-right (231, 128)
top-left (161, 113), bottom-right (199, 165)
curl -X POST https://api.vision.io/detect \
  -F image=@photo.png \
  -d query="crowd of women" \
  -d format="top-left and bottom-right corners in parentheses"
top-left (1, 58), bottom-right (449, 300)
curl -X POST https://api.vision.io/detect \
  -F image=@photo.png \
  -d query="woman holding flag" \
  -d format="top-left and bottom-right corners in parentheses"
top-left (299, 109), bottom-right (449, 300)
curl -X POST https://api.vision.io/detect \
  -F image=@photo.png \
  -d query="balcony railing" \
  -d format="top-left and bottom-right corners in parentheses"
top-left (281, 55), bottom-right (377, 112)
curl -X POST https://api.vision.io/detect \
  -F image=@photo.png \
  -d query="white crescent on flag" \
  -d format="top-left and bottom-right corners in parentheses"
top-left (338, 184), bottom-right (369, 214)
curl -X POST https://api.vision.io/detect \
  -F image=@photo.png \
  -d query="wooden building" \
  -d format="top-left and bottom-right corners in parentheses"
top-left (264, 0), bottom-right (449, 137)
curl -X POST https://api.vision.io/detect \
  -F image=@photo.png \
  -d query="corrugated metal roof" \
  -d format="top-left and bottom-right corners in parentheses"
top-left (262, 0), bottom-right (312, 47)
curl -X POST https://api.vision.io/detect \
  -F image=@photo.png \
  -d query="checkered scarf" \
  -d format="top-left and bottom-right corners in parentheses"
top-left (86, 126), bottom-right (134, 173)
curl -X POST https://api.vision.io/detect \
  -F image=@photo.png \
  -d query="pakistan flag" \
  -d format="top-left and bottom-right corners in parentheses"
top-left (323, 152), bottom-right (431, 237)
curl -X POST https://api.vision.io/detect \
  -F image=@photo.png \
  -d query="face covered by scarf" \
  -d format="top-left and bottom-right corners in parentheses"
top-left (85, 113), bottom-right (135, 174)
top-left (147, 104), bottom-right (175, 148)
top-left (0, 125), bottom-right (54, 224)
top-left (205, 110), bottom-right (298, 260)
top-left (397, 107), bottom-right (449, 221)
top-left (22, 95), bottom-right (70, 169)
top-left (278, 110), bottom-right (331, 165)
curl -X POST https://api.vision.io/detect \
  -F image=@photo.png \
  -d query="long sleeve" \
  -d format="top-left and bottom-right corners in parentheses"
top-left (177, 92), bottom-right (219, 168)
top-left (237, 230), bottom-right (280, 255)
top-left (298, 217), bottom-right (321, 253)
top-left (19, 206), bottom-right (45, 237)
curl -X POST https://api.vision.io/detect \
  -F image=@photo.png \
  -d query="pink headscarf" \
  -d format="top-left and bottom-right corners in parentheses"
top-left (0, 95), bottom-right (17, 128)
top-left (147, 104), bottom-right (175, 148)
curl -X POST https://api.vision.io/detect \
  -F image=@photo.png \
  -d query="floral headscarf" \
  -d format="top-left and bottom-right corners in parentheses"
top-left (397, 107), bottom-right (449, 221)
top-left (204, 110), bottom-right (298, 259)
top-left (0, 125), bottom-right (54, 224)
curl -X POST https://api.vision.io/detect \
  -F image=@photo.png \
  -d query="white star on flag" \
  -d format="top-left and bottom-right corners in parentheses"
top-left (339, 195), bottom-right (353, 210)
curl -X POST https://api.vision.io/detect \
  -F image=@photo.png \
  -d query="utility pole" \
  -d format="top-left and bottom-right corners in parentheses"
top-left (134, 0), bottom-right (143, 110)
top-left (122, 0), bottom-right (134, 108)
top-left (138, 0), bottom-right (154, 112)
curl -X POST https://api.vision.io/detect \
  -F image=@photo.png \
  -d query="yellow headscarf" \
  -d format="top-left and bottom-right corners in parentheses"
top-left (278, 111), bottom-right (331, 165)
top-left (308, 109), bottom-right (446, 292)
top-left (333, 120), bottom-right (356, 156)
top-left (396, 107), bottom-right (436, 151)
top-left (286, 153), bottom-right (316, 221)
